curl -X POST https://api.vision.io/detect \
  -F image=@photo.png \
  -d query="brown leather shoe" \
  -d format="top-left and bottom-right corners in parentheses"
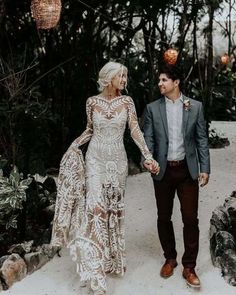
top-left (182, 268), bottom-right (201, 288)
top-left (160, 259), bottom-right (178, 278)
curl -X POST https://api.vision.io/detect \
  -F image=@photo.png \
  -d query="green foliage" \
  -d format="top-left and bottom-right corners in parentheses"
top-left (25, 176), bottom-right (57, 220)
top-left (212, 67), bottom-right (236, 120)
top-left (184, 57), bottom-right (236, 122)
top-left (0, 54), bottom-right (60, 175)
top-left (0, 155), bottom-right (8, 170)
top-left (0, 165), bottom-right (32, 229)
top-left (209, 128), bottom-right (230, 148)
top-left (0, 0), bottom-right (235, 177)
top-left (0, 161), bottom-right (57, 255)
top-left (216, 67), bottom-right (236, 87)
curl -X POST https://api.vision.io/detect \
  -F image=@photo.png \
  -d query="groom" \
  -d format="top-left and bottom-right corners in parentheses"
top-left (143, 64), bottom-right (210, 288)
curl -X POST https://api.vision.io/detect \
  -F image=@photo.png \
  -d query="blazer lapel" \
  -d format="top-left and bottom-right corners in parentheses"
top-left (182, 95), bottom-right (189, 137)
top-left (159, 97), bottom-right (169, 137)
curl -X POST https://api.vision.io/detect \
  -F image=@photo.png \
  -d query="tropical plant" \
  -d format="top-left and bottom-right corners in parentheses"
top-left (0, 161), bottom-right (57, 255)
top-left (209, 128), bottom-right (230, 148)
top-left (0, 165), bottom-right (32, 230)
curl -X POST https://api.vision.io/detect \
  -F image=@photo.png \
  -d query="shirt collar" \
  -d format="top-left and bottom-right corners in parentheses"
top-left (165, 93), bottom-right (183, 104)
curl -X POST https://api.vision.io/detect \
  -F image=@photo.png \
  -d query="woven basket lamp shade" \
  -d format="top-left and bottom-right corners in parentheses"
top-left (31, 0), bottom-right (62, 29)
top-left (163, 48), bottom-right (178, 65)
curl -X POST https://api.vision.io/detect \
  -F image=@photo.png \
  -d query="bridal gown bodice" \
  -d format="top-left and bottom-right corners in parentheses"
top-left (86, 104), bottom-right (129, 191)
top-left (78, 95), bottom-right (152, 166)
top-left (52, 95), bottom-right (153, 294)
top-left (73, 95), bottom-right (152, 210)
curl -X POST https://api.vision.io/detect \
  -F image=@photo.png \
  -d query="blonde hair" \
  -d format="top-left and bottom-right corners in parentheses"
top-left (97, 61), bottom-right (128, 91)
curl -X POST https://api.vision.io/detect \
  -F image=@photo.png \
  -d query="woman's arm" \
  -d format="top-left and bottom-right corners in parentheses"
top-left (71, 97), bottom-right (93, 148)
top-left (127, 96), bottom-right (153, 161)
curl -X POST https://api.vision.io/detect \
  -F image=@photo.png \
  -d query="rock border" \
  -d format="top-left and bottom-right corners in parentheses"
top-left (210, 191), bottom-right (236, 286)
top-left (0, 242), bottom-right (59, 290)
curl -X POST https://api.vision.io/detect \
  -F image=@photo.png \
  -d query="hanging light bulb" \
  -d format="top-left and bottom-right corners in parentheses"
top-left (220, 53), bottom-right (230, 65)
top-left (31, 0), bottom-right (62, 29)
top-left (163, 48), bottom-right (179, 65)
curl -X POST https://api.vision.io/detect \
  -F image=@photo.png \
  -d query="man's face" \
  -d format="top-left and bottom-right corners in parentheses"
top-left (158, 73), bottom-right (179, 96)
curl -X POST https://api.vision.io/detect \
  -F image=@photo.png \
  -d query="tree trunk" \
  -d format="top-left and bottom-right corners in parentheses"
top-left (204, 4), bottom-right (215, 125)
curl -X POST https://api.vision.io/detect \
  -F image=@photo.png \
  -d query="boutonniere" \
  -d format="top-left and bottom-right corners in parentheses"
top-left (183, 99), bottom-right (191, 111)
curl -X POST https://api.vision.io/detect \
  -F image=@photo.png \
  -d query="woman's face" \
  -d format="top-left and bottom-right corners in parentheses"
top-left (111, 70), bottom-right (127, 91)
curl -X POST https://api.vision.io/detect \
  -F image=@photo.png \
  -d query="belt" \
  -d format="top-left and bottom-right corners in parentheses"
top-left (167, 159), bottom-right (186, 167)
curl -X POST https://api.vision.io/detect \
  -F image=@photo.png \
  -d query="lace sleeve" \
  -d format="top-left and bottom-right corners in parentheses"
top-left (127, 96), bottom-right (153, 161)
top-left (71, 97), bottom-right (93, 148)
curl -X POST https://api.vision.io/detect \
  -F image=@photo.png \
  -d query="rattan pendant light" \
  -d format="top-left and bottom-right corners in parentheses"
top-left (31, 0), bottom-right (61, 29)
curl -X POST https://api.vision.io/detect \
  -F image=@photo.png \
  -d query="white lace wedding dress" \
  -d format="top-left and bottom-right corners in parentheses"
top-left (51, 95), bottom-right (153, 294)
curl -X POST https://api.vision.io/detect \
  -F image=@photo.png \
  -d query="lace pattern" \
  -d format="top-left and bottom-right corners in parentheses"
top-left (50, 146), bottom-right (85, 247)
top-left (52, 95), bottom-right (153, 293)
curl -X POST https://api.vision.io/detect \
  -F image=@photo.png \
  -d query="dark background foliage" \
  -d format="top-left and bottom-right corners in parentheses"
top-left (0, 0), bottom-right (235, 176)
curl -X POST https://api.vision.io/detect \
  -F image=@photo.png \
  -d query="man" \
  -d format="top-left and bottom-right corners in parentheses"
top-left (143, 64), bottom-right (210, 288)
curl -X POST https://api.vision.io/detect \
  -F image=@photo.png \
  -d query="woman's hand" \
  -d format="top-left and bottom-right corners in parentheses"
top-left (144, 159), bottom-right (160, 175)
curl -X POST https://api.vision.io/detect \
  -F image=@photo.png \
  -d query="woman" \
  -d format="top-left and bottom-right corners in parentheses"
top-left (51, 61), bottom-right (159, 295)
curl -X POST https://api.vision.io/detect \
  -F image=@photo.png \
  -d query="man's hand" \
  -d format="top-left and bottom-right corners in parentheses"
top-left (198, 173), bottom-right (209, 187)
top-left (143, 159), bottom-right (160, 175)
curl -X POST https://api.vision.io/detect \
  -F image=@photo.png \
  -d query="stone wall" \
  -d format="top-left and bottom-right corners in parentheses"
top-left (210, 191), bottom-right (236, 286)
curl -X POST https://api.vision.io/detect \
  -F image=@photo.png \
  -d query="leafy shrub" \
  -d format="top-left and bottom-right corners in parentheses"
top-left (0, 166), bottom-right (32, 230)
top-left (0, 159), bottom-right (57, 256)
top-left (209, 129), bottom-right (230, 148)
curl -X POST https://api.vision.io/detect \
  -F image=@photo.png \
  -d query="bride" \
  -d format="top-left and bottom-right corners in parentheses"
top-left (51, 61), bottom-right (159, 294)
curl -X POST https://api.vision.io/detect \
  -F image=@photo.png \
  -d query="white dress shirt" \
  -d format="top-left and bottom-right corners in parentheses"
top-left (165, 95), bottom-right (185, 161)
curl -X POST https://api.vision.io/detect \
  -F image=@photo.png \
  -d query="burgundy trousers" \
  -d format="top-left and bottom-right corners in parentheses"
top-left (153, 161), bottom-right (199, 268)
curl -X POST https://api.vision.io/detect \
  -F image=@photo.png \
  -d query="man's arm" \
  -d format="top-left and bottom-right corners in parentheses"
top-left (143, 104), bottom-right (155, 156)
top-left (142, 104), bottom-right (159, 174)
top-left (195, 103), bottom-right (210, 186)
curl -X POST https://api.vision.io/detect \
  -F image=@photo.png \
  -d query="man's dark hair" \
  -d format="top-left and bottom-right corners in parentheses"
top-left (158, 63), bottom-right (184, 90)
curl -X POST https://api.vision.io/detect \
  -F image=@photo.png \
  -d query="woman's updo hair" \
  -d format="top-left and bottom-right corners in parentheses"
top-left (97, 61), bottom-right (128, 91)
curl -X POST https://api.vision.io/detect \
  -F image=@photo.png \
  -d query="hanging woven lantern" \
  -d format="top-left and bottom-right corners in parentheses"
top-left (163, 48), bottom-right (178, 65)
top-left (220, 53), bottom-right (230, 65)
top-left (31, 0), bottom-right (62, 29)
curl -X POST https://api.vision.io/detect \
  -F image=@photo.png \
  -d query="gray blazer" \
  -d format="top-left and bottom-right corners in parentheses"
top-left (143, 96), bottom-right (210, 180)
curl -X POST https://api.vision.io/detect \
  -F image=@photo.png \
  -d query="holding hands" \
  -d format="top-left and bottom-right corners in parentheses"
top-left (144, 159), bottom-right (160, 175)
